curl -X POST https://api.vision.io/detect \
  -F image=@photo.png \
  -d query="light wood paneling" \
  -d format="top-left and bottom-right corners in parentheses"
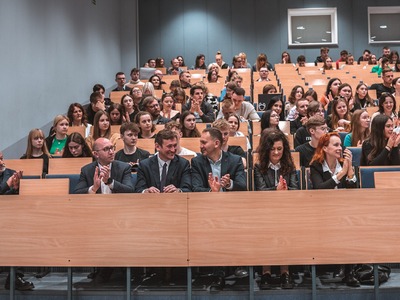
top-left (19, 178), bottom-right (70, 195)
top-left (0, 194), bottom-right (188, 267)
top-left (188, 190), bottom-right (400, 266)
top-left (374, 172), bottom-right (400, 189)
top-left (5, 159), bottom-right (43, 177)
top-left (48, 157), bottom-right (93, 175)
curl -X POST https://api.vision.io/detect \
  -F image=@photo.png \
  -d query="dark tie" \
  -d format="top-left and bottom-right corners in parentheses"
top-left (160, 163), bottom-right (167, 192)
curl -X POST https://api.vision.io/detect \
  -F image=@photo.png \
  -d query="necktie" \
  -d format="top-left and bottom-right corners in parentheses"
top-left (160, 163), bottom-right (167, 192)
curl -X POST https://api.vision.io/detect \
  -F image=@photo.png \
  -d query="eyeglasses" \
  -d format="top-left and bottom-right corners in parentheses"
top-left (95, 146), bottom-right (116, 152)
top-left (147, 103), bottom-right (160, 109)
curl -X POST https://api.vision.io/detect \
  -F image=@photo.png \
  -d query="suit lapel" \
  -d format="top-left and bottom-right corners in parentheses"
top-left (220, 151), bottom-right (228, 177)
top-left (150, 156), bottom-right (161, 187)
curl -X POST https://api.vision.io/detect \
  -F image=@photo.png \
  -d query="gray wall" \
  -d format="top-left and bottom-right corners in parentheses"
top-left (0, 0), bottom-right (138, 158)
top-left (138, 0), bottom-right (400, 68)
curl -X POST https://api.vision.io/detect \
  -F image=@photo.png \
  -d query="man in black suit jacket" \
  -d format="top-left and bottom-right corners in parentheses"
top-left (191, 128), bottom-right (246, 192)
top-left (0, 151), bottom-right (22, 195)
top-left (135, 129), bottom-right (192, 193)
top-left (74, 138), bottom-right (134, 194)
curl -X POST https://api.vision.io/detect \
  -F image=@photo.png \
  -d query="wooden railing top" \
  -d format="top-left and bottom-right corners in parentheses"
top-left (1, 190), bottom-right (400, 267)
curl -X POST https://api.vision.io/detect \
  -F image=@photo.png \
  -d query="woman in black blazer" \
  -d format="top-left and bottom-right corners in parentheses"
top-left (309, 132), bottom-right (359, 287)
top-left (254, 128), bottom-right (298, 289)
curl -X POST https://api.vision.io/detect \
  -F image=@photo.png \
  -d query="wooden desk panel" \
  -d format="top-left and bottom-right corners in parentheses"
top-left (188, 190), bottom-right (400, 266)
top-left (0, 194), bottom-right (188, 267)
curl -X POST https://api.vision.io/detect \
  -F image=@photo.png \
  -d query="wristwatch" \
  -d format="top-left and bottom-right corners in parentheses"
top-left (106, 178), bottom-right (113, 185)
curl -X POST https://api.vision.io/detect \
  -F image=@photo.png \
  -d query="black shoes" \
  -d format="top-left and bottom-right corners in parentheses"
top-left (259, 272), bottom-right (294, 289)
top-left (4, 273), bottom-right (34, 291)
top-left (209, 276), bottom-right (225, 292)
top-left (343, 272), bottom-right (360, 287)
top-left (280, 272), bottom-right (294, 289)
top-left (259, 273), bottom-right (272, 290)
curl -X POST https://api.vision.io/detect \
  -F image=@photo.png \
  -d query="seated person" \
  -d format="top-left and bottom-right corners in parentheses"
top-left (112, 72), bottom-right (131, 92)
top-left (343, 110), bottom-right (370, 148)
top-left (135, 111), bottom-right (157, 139)
top-left (74, 138), bottom-right (134, 194)
top-left (0, 151), bottom-right (22, 195)
top-left (114, 122), bottom-right (150, 172)
top-left (127, 67), bottom-right (145, 88)
top-left (295, 115), bottom-right (327, 168)
top-left (135, 129), bottom-right (192, 193)
top-left (142, 96), bottom-right (171, 125)
top-left (212, 119), bottom-right (247, 168)
top-left (289, 98), bottom-right (309, 135)
top-left (46, 115), bottom-right (69, 157)
top-left (294, 101), bottom-right (325, 148)
top-left (62, 132), bottom-right (93, 158)
top-left (218, 98), bottom-right (236, 120)
top-left (360, 114), bottom-right (400, 166)
top-left (164, 121), bottom-right (198, 156)
top-left (179, 111), bottom-right (201, 138)
top-left (85, 110), bottom-right (120, 151)
top-left (179, 71), bottom-right (192, 89)
top-left (217, 87), bottom-right (260, 121)
top-left (167, 58), bottom-right (183, 75)
top-left (370, 68), bottom-right (395, 98)
top-left (256, 67), bottom-right (271, 82)
top-left (182, 85), bottom-right (215, 123)
top-left (21, 128), bottom-right (51, 177)
top-left (86, 91), bottom-right (106, 125)
top-left (191, 128), bottom-right (247, 192)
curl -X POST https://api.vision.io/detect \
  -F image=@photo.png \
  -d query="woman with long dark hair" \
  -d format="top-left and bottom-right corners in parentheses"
top-left (360, 114), bottom-right (400, 166)
top-left (62, 132), bottom-right (93, 158)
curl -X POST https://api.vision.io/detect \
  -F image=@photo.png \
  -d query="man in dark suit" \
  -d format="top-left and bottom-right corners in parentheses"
top-left (135, 129), bottom-right (192, 193)
top-left (191, 127), bottom-right (247, 192)
top-left (74, 138), bottom-right (134, 194)
top-left (0, 152), bottom-right (22, 195)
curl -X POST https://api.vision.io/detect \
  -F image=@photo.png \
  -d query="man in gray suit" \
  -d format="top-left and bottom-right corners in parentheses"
top-left (74, 137), bottom-right (134, 194)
